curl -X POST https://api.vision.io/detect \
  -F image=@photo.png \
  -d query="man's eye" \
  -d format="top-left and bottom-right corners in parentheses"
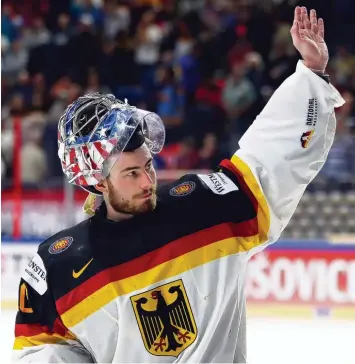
top-left (127, 171), bottom-right (138, 177)
top-left (146, 163), bottom-right (152, 171)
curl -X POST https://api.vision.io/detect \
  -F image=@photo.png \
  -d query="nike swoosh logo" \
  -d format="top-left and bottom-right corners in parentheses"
top-left (72, 258), bottom-right (93, 279)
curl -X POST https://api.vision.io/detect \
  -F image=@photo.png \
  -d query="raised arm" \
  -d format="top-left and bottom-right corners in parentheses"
top-left (224, 7), bottom-right (345, 257)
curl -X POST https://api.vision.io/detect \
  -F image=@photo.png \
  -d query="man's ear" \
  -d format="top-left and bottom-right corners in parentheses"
top-left (94, 179), bottom-right (108, 194)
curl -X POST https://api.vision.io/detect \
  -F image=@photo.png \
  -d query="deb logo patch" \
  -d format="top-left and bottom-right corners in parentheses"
top-left (22, 253), bottom-right (47, 295)
top-left (169, 181), bottom-right (196, 197)
top-left (197, 172), bottom-right (238, 195)
top-left (48, 237), bottom-right (73, 255)
top-left (301, 129), bottom-right (315, 148)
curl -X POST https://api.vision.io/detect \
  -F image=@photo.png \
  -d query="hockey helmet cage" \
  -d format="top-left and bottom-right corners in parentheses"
top-left (57, 92), bottom-right (165, 194)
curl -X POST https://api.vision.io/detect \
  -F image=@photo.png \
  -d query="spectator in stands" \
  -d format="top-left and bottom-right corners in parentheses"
top-left (103, 1), bottom-right (130, 40)
top-left (175, 136), bottom-right (199, 169)
top-left (321, 90), bottom-right (355, 188)
top-left (106, 31), bottom-right (141, 102)
top-left (1, 0), bottom-right (355, 189)
top-left (134, 9), bottom-right (163, 89)
top-left (21, 16), bottom-right (51, 50)
top-left (222, 59), bottom-right (257, 146)
top-left (67, 14), bottom-right (100, 85)
top-left (52, 13), bottom-right (73, 47)
top-left (348, 118), bottom-right (355, 181)
top-left (49, 13), bottom-right (73, 80)
top-left (7, 93), bottom-right (27, 117)
top-left (195, 132), bottom-right (220, 170)
top-left (1, 3), bottom-right (23, 43)
top-left (20, 125), bottom-right (48, 185)
top-left (71, 0), bottom-right (103, 27)
top-left (155, 66), bottom-right (183, 127)
top-left (84, 68), bottom-right (111, 95)
top-left (11, 71), bottom-right (33, 107)
top-left (47, 76), bottom-right (82, 123)
top-left (2, 39), bottom-right (28, 85)
top-left (1, 122), bottom-right (13, 179)
top-left (330, 45), bottom-right (355, 87)
top-left (1, 34), bottom-right (10, 55)
top-left (173, 21), bottom-right (194, 60)
top-left (177, 42), bottom-right (203, 111)
top-left (244, 51), bottom-right (265, 90)
top-left (185, 74), bottom-right (226, 142)
top-left (31, 73), bottom-right (51, 112)
top-left (266, 37), bottom-right (297, 90)
top-left (1, 155), bottom-right (6, 179)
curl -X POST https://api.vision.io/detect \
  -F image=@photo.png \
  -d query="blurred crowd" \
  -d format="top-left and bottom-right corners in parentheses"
top-left (2, 0), bottom-right (355, 189)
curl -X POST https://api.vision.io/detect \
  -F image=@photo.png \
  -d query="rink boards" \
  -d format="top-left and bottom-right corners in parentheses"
top-left (2, 239), bottom-right (355, 319)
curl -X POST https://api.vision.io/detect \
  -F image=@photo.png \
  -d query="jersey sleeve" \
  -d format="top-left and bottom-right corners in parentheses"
top-left (11, 252), bottom-right (93, 363)
top-left (218, 60), bottom-right (344, 258)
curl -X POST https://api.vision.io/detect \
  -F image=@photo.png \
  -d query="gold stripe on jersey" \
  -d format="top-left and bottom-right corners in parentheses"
top-left (231, 155), bottom-right (270, 245)
top-left (13, 333), bottom-right (73, 350)
top-left (61, 234), bottom-right (259, 328)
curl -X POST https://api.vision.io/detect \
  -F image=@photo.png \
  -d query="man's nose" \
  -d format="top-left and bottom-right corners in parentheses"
top-left (140, 171), bottom-right (153, 189)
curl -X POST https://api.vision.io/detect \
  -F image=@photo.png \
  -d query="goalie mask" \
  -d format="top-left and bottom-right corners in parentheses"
top-left (58, 93), bottom-right (165, 196)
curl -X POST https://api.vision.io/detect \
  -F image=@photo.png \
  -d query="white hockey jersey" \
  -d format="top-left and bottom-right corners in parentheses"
top-left (12, 61), bottom-right (344, 363)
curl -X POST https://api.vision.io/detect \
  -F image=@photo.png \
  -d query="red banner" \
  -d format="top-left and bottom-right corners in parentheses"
top-left (246, 249), bottom-right (355, 307)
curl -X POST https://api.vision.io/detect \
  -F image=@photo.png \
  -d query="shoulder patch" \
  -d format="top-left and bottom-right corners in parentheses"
top-left (22, 253), bottom-right (47, 295)
top-left (197, 173), bottom-right (239, 195)
top-left (48, 237), bottom-right (73, 254)
top-left (169, 181), bottom-right (196, 197)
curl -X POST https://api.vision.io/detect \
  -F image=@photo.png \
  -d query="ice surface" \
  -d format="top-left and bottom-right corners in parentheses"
top-left (247, 317), bottom-right (355, 364)
top-left (1, 310), bottom-right (16, 364)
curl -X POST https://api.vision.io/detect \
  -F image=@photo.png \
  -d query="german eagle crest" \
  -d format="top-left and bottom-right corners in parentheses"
top-left (130, 279), bottom-right (197, 357)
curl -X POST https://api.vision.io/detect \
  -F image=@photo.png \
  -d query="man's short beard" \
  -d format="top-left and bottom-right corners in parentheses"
top-left (107, 179), bottom-right (157, 216)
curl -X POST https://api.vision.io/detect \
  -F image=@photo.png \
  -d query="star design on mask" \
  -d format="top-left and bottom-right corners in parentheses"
top-left (67, 130), bottom-right (76, 144)
top-left (97, 127), bottom-right (108, 138)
